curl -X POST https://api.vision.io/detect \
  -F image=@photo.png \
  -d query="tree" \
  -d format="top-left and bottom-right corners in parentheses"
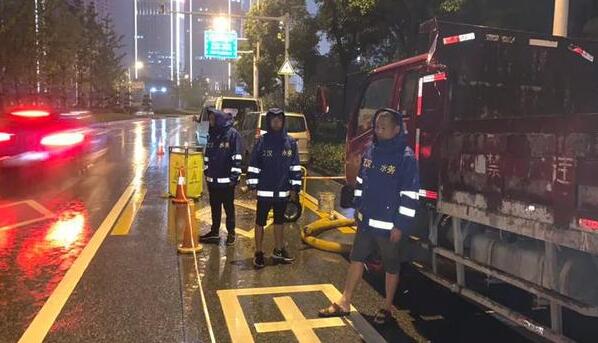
top-left (90, 16), bottom-right (125, 107)
top-left (0, 0), bottom-right (124, 110)
top-left (43, 0), bottom-right (81, 107)
top-left (180, 78), bottom-right (210, 109)
top-left (0, 0), bottom-right (37, 108)
top-left (235, 0), bottom-right (319, 96)
top-left (315, 0), bottom-right (463, 75)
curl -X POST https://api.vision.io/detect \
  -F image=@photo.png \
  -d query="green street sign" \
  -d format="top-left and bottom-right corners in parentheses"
top-left (204, 30), bottom-right (238, 60)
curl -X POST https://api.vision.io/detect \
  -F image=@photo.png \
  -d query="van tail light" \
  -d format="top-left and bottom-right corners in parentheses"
top-left (306, 128), bottom-right (311, 142)
top-left (41, 132), bottom-right (85, 147)
top-left (0, 132), bottom-right (13, 142)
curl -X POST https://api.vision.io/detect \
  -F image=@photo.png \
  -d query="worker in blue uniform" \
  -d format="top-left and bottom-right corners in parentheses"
top-left (319, 108), bottom-right (420, 325)
top-left (200, 108), bottom-right (243, 246)
top-left (247, 108), bottom-right (303, 269)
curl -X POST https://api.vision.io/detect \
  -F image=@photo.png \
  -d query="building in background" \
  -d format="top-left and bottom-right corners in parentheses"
top-left (127, 0), bottom-right (250, 104)
top-left (137, 0), bottom-right (179, 82)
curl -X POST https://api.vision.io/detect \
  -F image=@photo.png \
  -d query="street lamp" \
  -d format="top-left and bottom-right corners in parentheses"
top-left (209, 13), bottom-right (232, 92)
top-left (133, 61), bottom-right (144, 81)
top-left (213, 16), bottom-right (230, 31)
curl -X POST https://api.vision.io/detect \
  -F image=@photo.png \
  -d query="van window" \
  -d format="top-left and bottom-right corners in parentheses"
top-left (243, 113), bottom-right (258, 130)
top-left (221, 99), bottom-right (259, 113)
top-left (356, 76), bottom-right (394, 136)
top-left (286, 116), bottom-right (307, 132)
top-left (259, 115), bottom-right (307, 133)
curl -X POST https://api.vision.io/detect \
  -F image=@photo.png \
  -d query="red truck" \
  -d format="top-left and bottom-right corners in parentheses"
top-left (341, 19), bottom-right (598, 342)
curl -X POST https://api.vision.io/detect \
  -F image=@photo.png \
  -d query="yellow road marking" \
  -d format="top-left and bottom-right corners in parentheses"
top-left (0, 200), bottom-right (54, 232)
top-left (217, 284), bottom-right (390, 343)
top-left (18, 184), bottom-right (136, 343)
top-left (111, 188), bottom-right (147, 235)
top-left (255, 296), bottom-right (345, 342)
top-left (233, 199), bottom-right (257, 211)
top-left (195, 200), bottom-right (273, 239)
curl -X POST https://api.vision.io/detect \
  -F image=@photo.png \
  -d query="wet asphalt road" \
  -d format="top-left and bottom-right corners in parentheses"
top-left (0, 116), bottom-right (558, 342)
top-left (0, 117), bottom-right (192, 342)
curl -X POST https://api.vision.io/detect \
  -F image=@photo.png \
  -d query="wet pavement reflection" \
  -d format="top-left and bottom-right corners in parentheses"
top-left (0, 117), bottom-right (185, 342)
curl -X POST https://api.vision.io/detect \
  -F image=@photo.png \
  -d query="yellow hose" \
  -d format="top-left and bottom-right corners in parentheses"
top-left (301, 218), bottom-right (356, 254)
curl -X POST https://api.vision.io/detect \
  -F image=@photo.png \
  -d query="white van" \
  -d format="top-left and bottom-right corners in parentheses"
top-left (195, 97), bottom-right (262, 146)
top-left (240, 111), bottom-right (311, 164)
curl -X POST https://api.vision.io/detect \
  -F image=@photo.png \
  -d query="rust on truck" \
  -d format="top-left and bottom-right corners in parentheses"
top-left (415, 20), bottom-right (598, 250)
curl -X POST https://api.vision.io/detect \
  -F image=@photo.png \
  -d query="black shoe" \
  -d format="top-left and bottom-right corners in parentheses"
top-left (226, 234), bottom-right (236, 246)
top-left (200, 231), bottom-right (219, 243)
top-left (272, 248), bottom-right (295, 264)
top-left (253, 251), bottom-right (265, 269)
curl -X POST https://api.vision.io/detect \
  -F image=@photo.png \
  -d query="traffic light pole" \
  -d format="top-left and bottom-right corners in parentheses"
top-left (253, 41), bottom-right (260, 99)
top-left (169, 9), bottom-right (291, 106)
top-left (284, 13), bottom-right (290, 107)
top-left (253, 0), bottom-right (261, 100)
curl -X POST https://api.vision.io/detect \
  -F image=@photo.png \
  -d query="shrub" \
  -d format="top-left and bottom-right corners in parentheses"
top-left (310, 142), bottom-right (345, 175)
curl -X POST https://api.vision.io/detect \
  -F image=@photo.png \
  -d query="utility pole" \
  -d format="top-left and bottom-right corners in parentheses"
top-left (283, 13), bottom-right (290, 107)
top-left (175, 0), bottom-right (181, 87)
top-left (228, 0), bottom-right (232, 91)
top-left (253, 0), bottom-right (260, 99)
top-left (170, 0), bottom-right (174, 82)
top-left (553, 0), bottom-right (569, 37)
top-left (134, 0), bottom-right (139, 79)
top-left (549, 4), bottom-right (568, 332)
top-left (189, 0), bottom-right (193, 86)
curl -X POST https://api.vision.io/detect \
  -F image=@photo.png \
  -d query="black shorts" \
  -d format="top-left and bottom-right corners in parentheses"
top-left (349, 226), bottom-right (404, 275)
top-left (256, 200), bottom-right (286, 226)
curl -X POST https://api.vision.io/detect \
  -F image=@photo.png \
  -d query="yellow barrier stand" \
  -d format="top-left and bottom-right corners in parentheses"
top-left (168, 146), bottom-right (203, 199)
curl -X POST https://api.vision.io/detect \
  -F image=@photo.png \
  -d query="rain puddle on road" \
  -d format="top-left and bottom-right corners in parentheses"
top-left (0, 200), bottom-right (91, 342)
